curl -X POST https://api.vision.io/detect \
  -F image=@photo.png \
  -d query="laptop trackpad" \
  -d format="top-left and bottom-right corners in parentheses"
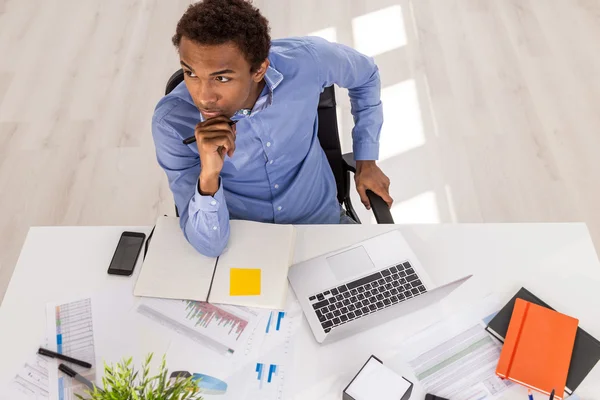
top-left (326, 246), bottom-right (376, 282)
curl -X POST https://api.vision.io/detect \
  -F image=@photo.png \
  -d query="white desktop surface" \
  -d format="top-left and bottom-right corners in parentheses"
top-left (1, 223), bottom-right (599, 399)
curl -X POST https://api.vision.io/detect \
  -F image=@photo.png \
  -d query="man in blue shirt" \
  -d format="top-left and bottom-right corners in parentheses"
top-left (152, 0), bottom-right (393, 257)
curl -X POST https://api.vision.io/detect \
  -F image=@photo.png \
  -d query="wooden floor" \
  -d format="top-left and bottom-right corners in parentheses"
top-left (1, 0), bottom-right (599, 302)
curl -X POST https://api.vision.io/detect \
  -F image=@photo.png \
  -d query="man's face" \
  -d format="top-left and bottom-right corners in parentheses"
top-left (178, 37), bottom-right (261, 119)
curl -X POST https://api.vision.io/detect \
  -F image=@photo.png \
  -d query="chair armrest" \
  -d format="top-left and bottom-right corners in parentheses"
top-left (342, 152), bottom-right (357, 173)
top-left (342, 152), bottom-right (395, 224)
top-left (366, 190), bottom-right (395, 224)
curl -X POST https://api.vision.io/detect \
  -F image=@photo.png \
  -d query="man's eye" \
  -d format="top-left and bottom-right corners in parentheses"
top-left (216, 76), bottom-right (231, 83)
top-left (184, 70), bottom-right (197, 78)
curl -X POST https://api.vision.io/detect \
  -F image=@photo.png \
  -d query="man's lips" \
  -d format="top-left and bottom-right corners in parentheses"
top-left (200, 109), bottom-right (222, 118)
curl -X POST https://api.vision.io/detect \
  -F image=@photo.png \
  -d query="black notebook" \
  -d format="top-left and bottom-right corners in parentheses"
top-left (486, 287), bottom-right (600, 394)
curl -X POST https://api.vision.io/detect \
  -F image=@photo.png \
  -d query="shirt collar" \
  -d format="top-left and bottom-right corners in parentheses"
top-left (236, 65), bottom-right (283, 118)
top-left (264, 64), bottom-right (284, 92)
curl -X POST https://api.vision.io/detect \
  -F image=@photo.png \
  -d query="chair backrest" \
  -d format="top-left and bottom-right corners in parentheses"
top-left (165, 70), bottom-right (348, 205)
top-left (316, 86), bottom-right (346, 204)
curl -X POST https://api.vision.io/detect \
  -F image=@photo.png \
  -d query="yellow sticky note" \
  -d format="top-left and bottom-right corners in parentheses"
top-left (229, 268), bottom-right (261, 296)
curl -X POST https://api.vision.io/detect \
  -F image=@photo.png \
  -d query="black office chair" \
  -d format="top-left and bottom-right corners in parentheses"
top-left (165, 69), bottom-right (394, 224)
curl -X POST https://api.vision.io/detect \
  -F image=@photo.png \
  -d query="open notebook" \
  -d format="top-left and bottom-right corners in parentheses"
top-left (134, 216), bottom-right (296, 309)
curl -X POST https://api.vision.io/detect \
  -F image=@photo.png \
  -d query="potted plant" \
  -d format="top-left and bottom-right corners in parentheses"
top-left (76, 353), bottom-right (203, 400)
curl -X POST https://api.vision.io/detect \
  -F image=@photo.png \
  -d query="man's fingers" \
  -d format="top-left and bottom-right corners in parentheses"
top-left (356, 185), bottom-right (371, 210)
top-left (203, 136), bottom-right (235, 152)
top-left (197, 134), bottom-right (235, 155)
top-left (196, 123), bottom-right (235, 135)
top-left (382, 192), bottom-right (394, 208)
top-left (195, 117), bottom-right (237, 159)
top-left (219, 146), bottom-right (228, 159)
top-left (197, 115), bottom-right (231, 127)
top-left (372, 185), bottom-right (394, 208)
top-left (196, 116), bottom-right (236, 139)
top-left (197, 129), bottom-right (235, 140)
top-left (201, 135), bottom-right (236, 155)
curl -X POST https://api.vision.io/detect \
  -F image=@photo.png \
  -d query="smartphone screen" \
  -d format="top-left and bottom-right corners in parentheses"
top-left (107, 232), bottom-right (146, 276)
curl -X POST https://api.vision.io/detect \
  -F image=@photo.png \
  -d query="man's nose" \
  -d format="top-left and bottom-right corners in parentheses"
top-left (195, 82), bottom-right (218, 109)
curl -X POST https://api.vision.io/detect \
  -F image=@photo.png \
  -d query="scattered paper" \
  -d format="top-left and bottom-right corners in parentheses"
top-left (7, 288), bottom-right (301, 400)
top-left (45, 298), bottom-right (97, 400)
top-left (397, 298), bottom-right (513, 400)
top-left (235, 293), bottom-right (302, 400)
top-left (137, 297), bottom-right (261, 355)
top-left (164, 291), bottom-right (302, 400)
top-left (230, 268), bottom-right (261, 296)
top-left (2, 354), bottom-right (50, 400)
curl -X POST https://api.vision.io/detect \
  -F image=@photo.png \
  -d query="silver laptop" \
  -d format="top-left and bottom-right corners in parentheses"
top-left (288, 229), bottom-right (471, 343)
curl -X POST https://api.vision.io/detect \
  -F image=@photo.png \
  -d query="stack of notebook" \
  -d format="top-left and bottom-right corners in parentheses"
top-left (487, 287), bottom-right (600, 398)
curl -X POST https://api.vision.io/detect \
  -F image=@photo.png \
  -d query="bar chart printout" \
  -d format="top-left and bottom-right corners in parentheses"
top-left (265, 311), bottom-right (286, 334)
top-left (252, 363), bottom-right (284, 400)
top-left (136, 298), bottom-right (257, 355)
top-left (184, 301), bottom-right (248, 339)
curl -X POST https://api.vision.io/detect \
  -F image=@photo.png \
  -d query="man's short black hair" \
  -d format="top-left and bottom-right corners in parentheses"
top-left (172, 0), bottom-right (271, 71)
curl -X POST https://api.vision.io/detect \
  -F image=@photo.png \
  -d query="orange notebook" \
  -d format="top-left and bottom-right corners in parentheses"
top-left (496, 298), bottom-right (578, 400)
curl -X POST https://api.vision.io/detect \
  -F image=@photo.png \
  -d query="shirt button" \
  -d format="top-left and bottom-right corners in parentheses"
top-left (269, 160), bottom-right (274, 165)
top-left (210, 200), bottom-right (216, 206)
top-left (277, 206), bottom-right (282, 211)
top-left (266, 142), bottom-right (271, 147)
top-left (274, 184), bottom-right (279, 189)
top-left (212, 226), bottom-right (218, 231)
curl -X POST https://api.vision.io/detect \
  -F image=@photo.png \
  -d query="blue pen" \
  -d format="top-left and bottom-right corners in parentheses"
top-left (528, 389), bottom-right (534, 400)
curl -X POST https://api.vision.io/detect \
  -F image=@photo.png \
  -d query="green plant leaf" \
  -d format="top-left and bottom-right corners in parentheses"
top-left (77, 353), bottom-right (203, 400)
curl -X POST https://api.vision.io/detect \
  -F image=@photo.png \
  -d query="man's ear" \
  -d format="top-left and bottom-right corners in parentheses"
top-left (252, 59), bottom-right (270, 82)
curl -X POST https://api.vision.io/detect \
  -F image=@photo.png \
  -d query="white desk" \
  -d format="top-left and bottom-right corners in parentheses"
top-left (1, 223), bottom-right (599, 399)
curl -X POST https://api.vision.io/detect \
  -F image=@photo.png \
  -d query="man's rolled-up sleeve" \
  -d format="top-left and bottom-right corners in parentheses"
top-left (152, 115), bottom-right (230, 257)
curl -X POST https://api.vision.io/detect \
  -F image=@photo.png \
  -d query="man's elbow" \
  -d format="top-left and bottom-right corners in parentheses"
top-left (195, 239), bottom-right (228, 258)
top-left (181, 213), bottom-right (230, 257)
top-left (184, 227), bottom-right (230, 258)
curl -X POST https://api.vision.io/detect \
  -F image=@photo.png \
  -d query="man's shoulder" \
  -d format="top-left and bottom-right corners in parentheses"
top-left (268, 37), bottom-right (329, 79)
top-left (269, 36), bottom-right (327, 58)
top-left (152, 83), bottom-right (200, 145)
top-left (152, 83), bottom-right (197, 128)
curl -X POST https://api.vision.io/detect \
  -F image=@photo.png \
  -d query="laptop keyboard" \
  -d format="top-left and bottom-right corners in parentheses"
top-left (308, 261), bottom-right (427, 333)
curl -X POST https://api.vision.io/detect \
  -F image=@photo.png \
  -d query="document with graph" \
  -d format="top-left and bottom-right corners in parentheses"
top-left (156, 291), bottom-right (302, 400)
top-left (136, 297), bottom-right (262, 355)
top-left (236, 292), bottom-right (302, 400)
top-left (134, 216), bottom-right (295, 309)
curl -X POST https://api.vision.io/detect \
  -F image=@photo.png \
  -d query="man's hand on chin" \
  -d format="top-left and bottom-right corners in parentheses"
top-left (354, 160), bottom-right (393, 210)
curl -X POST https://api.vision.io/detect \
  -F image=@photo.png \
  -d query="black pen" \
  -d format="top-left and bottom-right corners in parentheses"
top-left (548, 389), bottom-right (555, 400)
top-left (38, 347), bottom-right (92, 368)
top-left (182, 120), bottom-right (237, 145)
top-left (59, 363), bottom-right (102, 392)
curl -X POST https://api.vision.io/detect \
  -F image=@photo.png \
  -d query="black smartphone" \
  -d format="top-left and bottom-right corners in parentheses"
top-left (425, 395), bottom-right (449, 400)
top-left (107, 231), bottom-right (146, 276)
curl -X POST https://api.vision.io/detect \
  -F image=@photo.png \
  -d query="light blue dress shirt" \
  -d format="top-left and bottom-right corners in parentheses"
top-left (152, 37), bottom-right (383, 256)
